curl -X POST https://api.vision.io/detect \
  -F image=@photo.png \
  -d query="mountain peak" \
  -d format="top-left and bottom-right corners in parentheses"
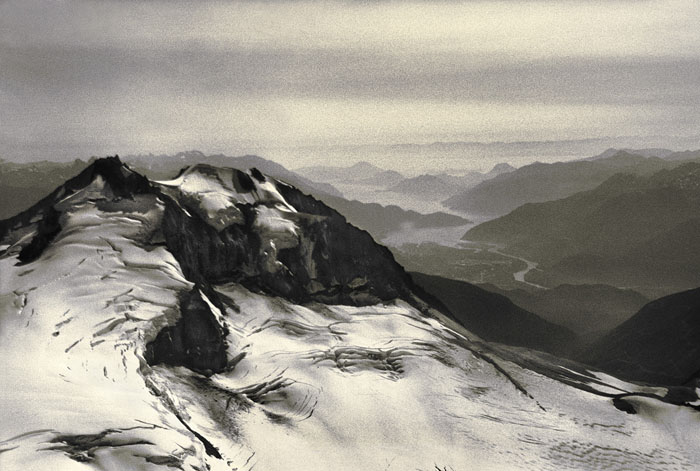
top-left (489, 162), bottom-right (516, 173)
top-left (1, 159), bottom-right (414, 307)
top-left (60, 155), bottom-right (151, 197)
top-left (349, 160), bottom-right (381, 171)
top-left (0, 156), bottom-right (151, 224)
top-left (609, 149), bottom-right (645, 160)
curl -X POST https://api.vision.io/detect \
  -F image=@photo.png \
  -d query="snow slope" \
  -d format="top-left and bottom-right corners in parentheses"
top-left (1, 158), bottom-right (699, 471)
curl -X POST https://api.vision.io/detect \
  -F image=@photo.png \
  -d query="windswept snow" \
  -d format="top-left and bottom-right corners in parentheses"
top-left (157, 165), bottom-right (297, 231)
top-left (0, 195), bottom-right (214, 471)
top-left (146, 284), bottom-right (700, 471)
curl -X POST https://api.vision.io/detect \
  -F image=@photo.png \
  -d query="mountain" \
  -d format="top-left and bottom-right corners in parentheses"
top-left (2, 157), bottom-right (699, 470)
top-left (481, 284), bottom-right (649, 339)
top-left (387, 163), bottom-right (516, 200)
top-left (483, 162), bottom-right (517, 180)
top-left (444, 150), bottom-right (678, 217)
top-left (0, 152), bottom-right (342, 221)
top-left (0, 155), bottom-right (468, 246)
top-left (0, 157), bottom-right (412, 306)
top-left (464, 162), bottom-right (700, 296)
top-left (489, 162), bottom-right (517, 173)
top-left (663, 149), bottom-right (700, 161)
top-left (0, 158), bottom-right (91, 219)
top-left (583, 287), bottom-right (700, 385)
top-left (268, 137), bottom-right (700, 175)
top-left (295, 160), bottom-right (387, 183)
top-left (590, 148), bottom-right (700, 162)
top-left (410, 272), bottom-right (577, 355)
top-left (387, 174), bottom-right (462, 199)
top-left (124, 150), bottom-right (343, 197)
top-left (319, 195), bottom-right (470, 241)
top-left (357, 169), bottom-right (404, 186)
top-left (586, 148), bottom-right (673, 160)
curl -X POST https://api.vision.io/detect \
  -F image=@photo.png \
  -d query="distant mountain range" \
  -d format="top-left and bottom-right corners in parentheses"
top-left (465, 161), bottom-right (700, 296)
top-left (358, 169), bottom-right (404, 186)
top-left (663, 149), bottom-right (700, 161)
top-left (444, 150), bottom-right (698, 217)
top-left (387, 174), bottom-right (462, 200)
top-left (298, 160), bottom-right (516, 203)
top-left (296, 161), bottom-right (396, 184)
top-left (268, 136), bottom-right (700, 175)
top-left (387, 163), bottom-right (515, 201)
top-left (583, 148), bottom-right (673, 160)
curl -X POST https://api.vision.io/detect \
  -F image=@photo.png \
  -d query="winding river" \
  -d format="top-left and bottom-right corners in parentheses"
top-left (459, 241), bottom-right (546, 289)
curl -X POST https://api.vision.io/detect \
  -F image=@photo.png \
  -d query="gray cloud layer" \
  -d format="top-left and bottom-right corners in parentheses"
top-left (4, 44), bottom-right (699, 105)
top-left (1, 0), bottom-right (699, 161)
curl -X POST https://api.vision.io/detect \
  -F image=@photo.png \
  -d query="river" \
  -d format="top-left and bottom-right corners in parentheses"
top-left (458, 241), bottom-right (546, 289)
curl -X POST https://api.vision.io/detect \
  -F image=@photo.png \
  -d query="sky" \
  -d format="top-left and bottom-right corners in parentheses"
top-left (1, 0), bottom-right (700, 165)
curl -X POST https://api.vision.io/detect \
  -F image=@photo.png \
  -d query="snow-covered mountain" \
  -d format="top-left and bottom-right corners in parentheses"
top-left (123, 151), bottom-right (344, 197)
top-left (1, 157), bottom-right (699, 471)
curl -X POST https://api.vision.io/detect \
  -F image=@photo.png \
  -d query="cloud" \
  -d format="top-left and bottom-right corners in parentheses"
top-left (1, 0), bottom-right (700, 161)
top-left (3, 0), bottom-right (699, 58)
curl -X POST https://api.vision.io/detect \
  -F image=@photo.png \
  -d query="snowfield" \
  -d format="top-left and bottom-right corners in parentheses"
top-left (1, 162), bottom-right (699, 471)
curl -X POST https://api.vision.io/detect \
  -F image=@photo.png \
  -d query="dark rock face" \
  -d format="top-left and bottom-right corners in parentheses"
top-left (160, 199), bottom-right (258, 285)
top-left (272, 183), bottom-right (415, 304)
top-left (159, 179), bottom-right (414, 306)
top-left (250, 167), bottom-right (266, 182)
top-left (17, 207), bottom-right (62, 264)
top-left (65, 156), bottom-right (153, 198)
top-left (612, 397), bottom-right (637, 414)
top-left (274, 210), bottom-right (411, 304)
top-left (145, 287), bottom-right (228, 374)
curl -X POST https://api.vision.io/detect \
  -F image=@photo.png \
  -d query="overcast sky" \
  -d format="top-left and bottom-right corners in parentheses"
top-left (1, 0), bottom-right (700, 162)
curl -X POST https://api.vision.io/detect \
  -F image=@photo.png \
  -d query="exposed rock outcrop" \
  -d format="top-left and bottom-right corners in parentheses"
top-left (156, 163), bottom-right (414, 306)
top-left (145, 286), bottom-right (229, 374)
